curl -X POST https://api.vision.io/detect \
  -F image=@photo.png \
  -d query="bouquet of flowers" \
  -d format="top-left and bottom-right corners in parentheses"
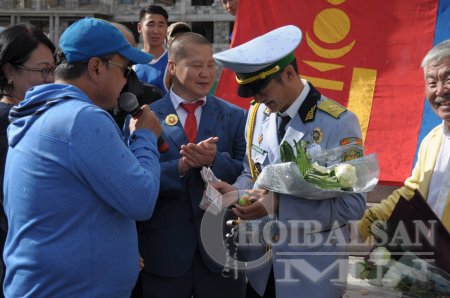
top-left (350, 243), bottom-right (450, 297)
top-left (350, 190), bottom-right (450, 297)
top-left (254, 140), bottom-right (379, 200)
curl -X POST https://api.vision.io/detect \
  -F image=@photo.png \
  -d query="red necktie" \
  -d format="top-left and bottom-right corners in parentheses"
top-left (180, 101), bottom-right (203, 143)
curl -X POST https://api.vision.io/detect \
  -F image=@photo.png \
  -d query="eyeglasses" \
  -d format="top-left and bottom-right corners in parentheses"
top-left (15, 64), bottom-right (55, 80)
top-left (103, 59), bottom-right (133, 78)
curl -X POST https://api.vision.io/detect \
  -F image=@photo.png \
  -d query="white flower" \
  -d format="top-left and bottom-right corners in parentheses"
top-left (335, 163), bottom-right (357, 188)
top-left (311, 162), bottom-right (328, 174)
top-left (369, 247), bottom-right (391, 266)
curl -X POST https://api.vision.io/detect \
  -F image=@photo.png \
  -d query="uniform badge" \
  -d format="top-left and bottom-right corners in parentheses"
top-left (342, 148), bottom-right (363, 161)
top-left (258, 134), bottom-right (263, 145)
top-left (165, 114), bottom-right (178, 126)
top-left (340, 137), bottom-right (363, 146)
top-left (304, 105), bottom-right (316, 122)
top-left (312, 127), bottom-right (323, 144)
top-left (263, 107), bottom-right (271, 116)
top-left (340, 137), bottom-right (363, 161)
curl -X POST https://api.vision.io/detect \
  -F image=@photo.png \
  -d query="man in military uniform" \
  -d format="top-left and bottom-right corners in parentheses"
top-left (212, 25), bottom-right (366, 298)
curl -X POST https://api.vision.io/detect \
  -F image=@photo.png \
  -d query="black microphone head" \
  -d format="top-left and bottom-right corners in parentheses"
top-left (118, 92), bottom-right (141, 117)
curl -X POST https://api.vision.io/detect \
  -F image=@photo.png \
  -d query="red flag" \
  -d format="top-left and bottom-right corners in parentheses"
top-left (215, 0), bottom-right (438, 185)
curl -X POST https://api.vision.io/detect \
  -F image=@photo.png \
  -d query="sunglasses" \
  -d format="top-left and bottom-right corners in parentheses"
top-left (101, 59), bottom-right (133, 78)
top-left (15, 64), bottom-right (55, 80)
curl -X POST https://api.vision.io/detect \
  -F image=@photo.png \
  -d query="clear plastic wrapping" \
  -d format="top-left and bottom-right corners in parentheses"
top-left (254, 142), bottom-right (379, 200)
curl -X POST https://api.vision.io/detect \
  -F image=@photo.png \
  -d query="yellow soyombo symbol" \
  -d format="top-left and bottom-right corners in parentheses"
top-left (327, 0), bottom-right (346, 4)
top-left (314, 8), bottom-right (350, 43)
top-left (304, 2), bottom-right (376, 141)
top-left (306, 8), bottom-right (356, 59)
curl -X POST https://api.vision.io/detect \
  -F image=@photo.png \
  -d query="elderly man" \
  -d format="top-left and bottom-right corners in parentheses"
top-left (3, 17), bottom-right (162, 297)
top-left (358, 40), bottom-right (450, 239)
top-left (213, 25), bottom-right (366, 298)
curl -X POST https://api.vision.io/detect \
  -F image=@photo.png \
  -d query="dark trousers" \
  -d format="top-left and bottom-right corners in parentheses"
top-left (245, 268), bottom-right (275, 298)
top-left (140, 250), bottom-right (245, 298)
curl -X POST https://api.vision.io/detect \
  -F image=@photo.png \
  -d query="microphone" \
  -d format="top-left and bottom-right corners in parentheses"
top-left (118, 92), bottom-right (169, 153)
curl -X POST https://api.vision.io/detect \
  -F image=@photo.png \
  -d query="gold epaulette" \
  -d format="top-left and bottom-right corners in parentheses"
top-left (317, 99), bottom-right (346, 119)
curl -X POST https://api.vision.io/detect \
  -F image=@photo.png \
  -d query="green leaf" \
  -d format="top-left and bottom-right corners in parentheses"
top-left (280, 141), bottom-right (296, 163)
top-left (294, 140), bottom-right (311, 176)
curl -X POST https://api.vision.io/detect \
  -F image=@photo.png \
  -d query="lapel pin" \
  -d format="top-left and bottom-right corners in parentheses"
top-left (165, 114), bottom-right (178, 126)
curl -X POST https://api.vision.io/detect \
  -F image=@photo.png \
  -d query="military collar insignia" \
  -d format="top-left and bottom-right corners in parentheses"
top-left (263, 107), bottom-right (271, 116)
top-left (298, 83), bottom-right (321, 123)
top-left (305, 105), bottom-right (316, 122)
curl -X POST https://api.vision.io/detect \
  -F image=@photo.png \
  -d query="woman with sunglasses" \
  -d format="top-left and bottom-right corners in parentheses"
top-left (0, 23), bottom-right (55, 295)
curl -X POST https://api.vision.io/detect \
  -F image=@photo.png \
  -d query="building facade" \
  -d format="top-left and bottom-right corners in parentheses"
top-left (0, 0), bottom-right (234, 53)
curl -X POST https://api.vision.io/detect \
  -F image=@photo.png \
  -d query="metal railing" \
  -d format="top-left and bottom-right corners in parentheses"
top-left (0, 0), bottom-right (112, 14)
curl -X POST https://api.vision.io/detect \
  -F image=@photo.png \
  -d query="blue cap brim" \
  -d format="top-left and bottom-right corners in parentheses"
top-left (119, 46), bottom-right (152, 64)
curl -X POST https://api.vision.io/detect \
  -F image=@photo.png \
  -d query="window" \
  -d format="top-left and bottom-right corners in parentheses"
top-left (46, 0), bottom-right (65, 7)
top-left (154, 0), bottom-right (176, 5)
top-left (191, 0), bottom-right (214, 6)
top-left (191, 21), bottom-right (214, 43)
top-left (23, 0), bottom-right (32, 8)
top-left (79, 0), bottom-right (98, 5)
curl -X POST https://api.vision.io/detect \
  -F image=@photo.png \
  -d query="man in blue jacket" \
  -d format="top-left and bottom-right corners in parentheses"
top-left (137, 32), bottom-right (247, 297)
top-left (3, 17), bottom-right (162, 297)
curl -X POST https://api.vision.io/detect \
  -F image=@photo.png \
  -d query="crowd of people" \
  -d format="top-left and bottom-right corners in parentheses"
top-left (0, 2), bottom-right (448, 298)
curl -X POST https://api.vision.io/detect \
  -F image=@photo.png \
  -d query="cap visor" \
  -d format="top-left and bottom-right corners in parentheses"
top-left (119, 46), bottom-right (153, 64)
top-left (237, 77), bottom-right (272, 98)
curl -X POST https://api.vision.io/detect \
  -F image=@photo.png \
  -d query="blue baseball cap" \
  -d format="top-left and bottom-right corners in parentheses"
top-left (59, 17), bottom-right (152, 64)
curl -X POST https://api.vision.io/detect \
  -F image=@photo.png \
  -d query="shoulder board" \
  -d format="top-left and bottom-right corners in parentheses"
top-left (317, 99), bottom-right (347, 118)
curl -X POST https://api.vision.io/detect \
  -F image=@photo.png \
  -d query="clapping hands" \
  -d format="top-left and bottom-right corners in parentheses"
top-left (178, 137), bottom-right (218, 174)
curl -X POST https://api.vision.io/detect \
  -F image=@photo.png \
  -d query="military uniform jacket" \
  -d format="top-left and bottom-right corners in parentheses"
top-left (234, 82), bottom-right (367, 298)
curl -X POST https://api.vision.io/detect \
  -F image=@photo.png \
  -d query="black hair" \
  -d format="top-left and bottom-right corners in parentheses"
top-left (139, 5), bottom-right (169, 22)
top-left (53, 48), bottom-right (88, 80)
top-left (0, 23), bottom-right (55, 92)
top-left (54, 49), bottom-right (115, 81)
